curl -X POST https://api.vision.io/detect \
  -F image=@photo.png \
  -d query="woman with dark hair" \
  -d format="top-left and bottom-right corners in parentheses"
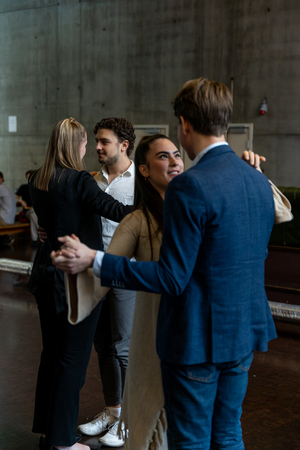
top-left (115, 134), bottom-right (183, 450)
top-left (28, 117), bottom-right (132, 450)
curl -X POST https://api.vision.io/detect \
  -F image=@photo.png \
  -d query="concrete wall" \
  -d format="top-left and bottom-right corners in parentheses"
top-left (202, 0), bottom-right (300, 185)
top-left (0, 0), bottom-right (299, 192)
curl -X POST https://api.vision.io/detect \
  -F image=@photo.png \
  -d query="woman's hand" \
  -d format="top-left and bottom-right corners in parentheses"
top-left (241, 150), bottom-right (266, 173)
top-left (51, 234), bottom-right (97, 274)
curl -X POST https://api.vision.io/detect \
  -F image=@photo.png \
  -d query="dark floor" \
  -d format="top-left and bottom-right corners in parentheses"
top-left (0, 235), bottom-right (300, 449)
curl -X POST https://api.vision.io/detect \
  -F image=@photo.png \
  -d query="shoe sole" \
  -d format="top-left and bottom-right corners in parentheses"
top-left (78, 425), bottom-right (110, 436)
top-left (78, 430), bottom-right (106, 436)
top-left (98, 439), bottom-right (125, 447)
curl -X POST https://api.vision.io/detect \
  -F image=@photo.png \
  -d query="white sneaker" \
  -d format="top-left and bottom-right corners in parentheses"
top-left (78, 408), bottom-right (118, 436)
top-left (98, 420), bottom-right (125, 447)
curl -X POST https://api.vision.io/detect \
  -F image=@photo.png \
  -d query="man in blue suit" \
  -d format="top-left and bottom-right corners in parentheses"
top-left (53, 78), bottom-right (277, 449)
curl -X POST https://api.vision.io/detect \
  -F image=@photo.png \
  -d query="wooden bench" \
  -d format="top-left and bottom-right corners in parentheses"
top-left (0, 222), bottom-right (30, 236)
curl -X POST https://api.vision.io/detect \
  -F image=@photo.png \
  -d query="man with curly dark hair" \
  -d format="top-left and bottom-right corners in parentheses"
top-left (78, 118), bottom-right (136, 447)
top-left (93, 117), bottom-right (136, 160)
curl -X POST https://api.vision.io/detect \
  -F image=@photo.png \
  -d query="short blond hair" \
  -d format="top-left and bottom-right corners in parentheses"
top-left (34, 118), bottom-right (86, 191)
top-left (173, 78), bottom-right (233, 136)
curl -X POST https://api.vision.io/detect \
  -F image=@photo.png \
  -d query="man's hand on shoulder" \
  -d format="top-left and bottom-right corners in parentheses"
top-left (51, 234), bottom-right (97, 274)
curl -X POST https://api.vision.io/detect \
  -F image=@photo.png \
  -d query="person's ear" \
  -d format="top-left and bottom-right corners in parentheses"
top-left (180, 116), bottom-right (190, 135)
top-left (139, 164), bottom-right (150, 179)
top-left (121, 140), bottom-right (129, 153)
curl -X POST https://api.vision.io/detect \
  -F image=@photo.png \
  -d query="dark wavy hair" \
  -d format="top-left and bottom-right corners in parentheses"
top-left (94, 118), bottom-right (136, 157)
top-left (134, 134), bottom-right (172, 260)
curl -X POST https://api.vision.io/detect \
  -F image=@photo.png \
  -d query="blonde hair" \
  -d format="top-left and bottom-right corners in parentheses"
top-left (34, 118), bottom-right (86, 191)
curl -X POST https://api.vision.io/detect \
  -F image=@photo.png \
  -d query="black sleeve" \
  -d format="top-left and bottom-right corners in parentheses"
top-left (16, 185), bottom-right (23, 197)
top-left (16, 184), bottom-right (32, 206)
top-left (77, 171), bottom-right (133, 223)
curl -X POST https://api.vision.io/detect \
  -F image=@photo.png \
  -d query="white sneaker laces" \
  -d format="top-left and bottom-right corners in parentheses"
top-left (91, 407), bottom-right (110, 423)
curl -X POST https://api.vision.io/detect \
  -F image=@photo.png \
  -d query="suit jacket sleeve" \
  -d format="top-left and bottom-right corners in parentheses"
top-left (101, 174), bottom-right (205, 295)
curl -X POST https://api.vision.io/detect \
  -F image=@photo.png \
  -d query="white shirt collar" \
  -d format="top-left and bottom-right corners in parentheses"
top-left (190, 141), bottom-right (229, 168)
top-left (101, 160), bottom-right (135, 179)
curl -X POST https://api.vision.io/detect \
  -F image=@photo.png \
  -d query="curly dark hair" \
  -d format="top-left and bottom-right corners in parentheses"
top-left (94, 118), bottom-right (136, 157)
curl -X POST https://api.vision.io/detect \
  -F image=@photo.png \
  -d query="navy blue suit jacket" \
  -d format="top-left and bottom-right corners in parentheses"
top-left (101, 145), bottom-right (277, 365)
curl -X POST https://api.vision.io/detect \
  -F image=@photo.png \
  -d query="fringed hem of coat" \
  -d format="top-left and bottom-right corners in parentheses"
top-left (118, 407), bottom-right (168, 450)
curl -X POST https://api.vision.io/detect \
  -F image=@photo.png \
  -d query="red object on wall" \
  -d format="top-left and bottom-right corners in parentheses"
top-left (260, 98), bottom-right (268, 115)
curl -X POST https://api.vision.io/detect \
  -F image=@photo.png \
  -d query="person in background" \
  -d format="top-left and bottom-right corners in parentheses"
top-left (0, 171), bottom-right (16, 245)
top-left (78, 118), bottom-right (136, 448)
top-left (16, 170), bottom-right (39, 247)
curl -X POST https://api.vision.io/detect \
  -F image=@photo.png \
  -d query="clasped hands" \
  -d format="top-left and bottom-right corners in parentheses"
top-left (51, 235), bottom-right (98, 274)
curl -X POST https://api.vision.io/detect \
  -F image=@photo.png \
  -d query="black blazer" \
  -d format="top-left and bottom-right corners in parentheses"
top-left (28, 167), bottom-right (132, 313)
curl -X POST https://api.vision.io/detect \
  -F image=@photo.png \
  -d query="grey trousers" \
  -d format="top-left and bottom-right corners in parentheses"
top-left (94, 287), bottom-right (136, 406)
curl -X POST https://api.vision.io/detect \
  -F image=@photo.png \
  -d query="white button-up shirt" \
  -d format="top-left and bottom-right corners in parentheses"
top-left (94, 160), bottom-right (135, 251)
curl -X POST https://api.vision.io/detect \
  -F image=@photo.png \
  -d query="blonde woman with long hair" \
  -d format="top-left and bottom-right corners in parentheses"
top-left (28, 118), bottom-right (132, 450)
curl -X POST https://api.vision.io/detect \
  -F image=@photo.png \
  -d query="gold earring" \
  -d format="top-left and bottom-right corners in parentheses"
top-left (145, 177), bottom-right (149, 183)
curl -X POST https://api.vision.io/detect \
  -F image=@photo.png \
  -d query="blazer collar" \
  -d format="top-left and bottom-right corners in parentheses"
top-left (195, 144), bottom-right (234, 165)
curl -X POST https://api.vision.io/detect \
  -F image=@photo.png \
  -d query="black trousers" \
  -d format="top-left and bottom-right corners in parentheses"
top-left (32, 294), bottom-right (102, 446)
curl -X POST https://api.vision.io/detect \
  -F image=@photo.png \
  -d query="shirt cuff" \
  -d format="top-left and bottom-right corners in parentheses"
top-left (93, 250), bottom-right (105, 278)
